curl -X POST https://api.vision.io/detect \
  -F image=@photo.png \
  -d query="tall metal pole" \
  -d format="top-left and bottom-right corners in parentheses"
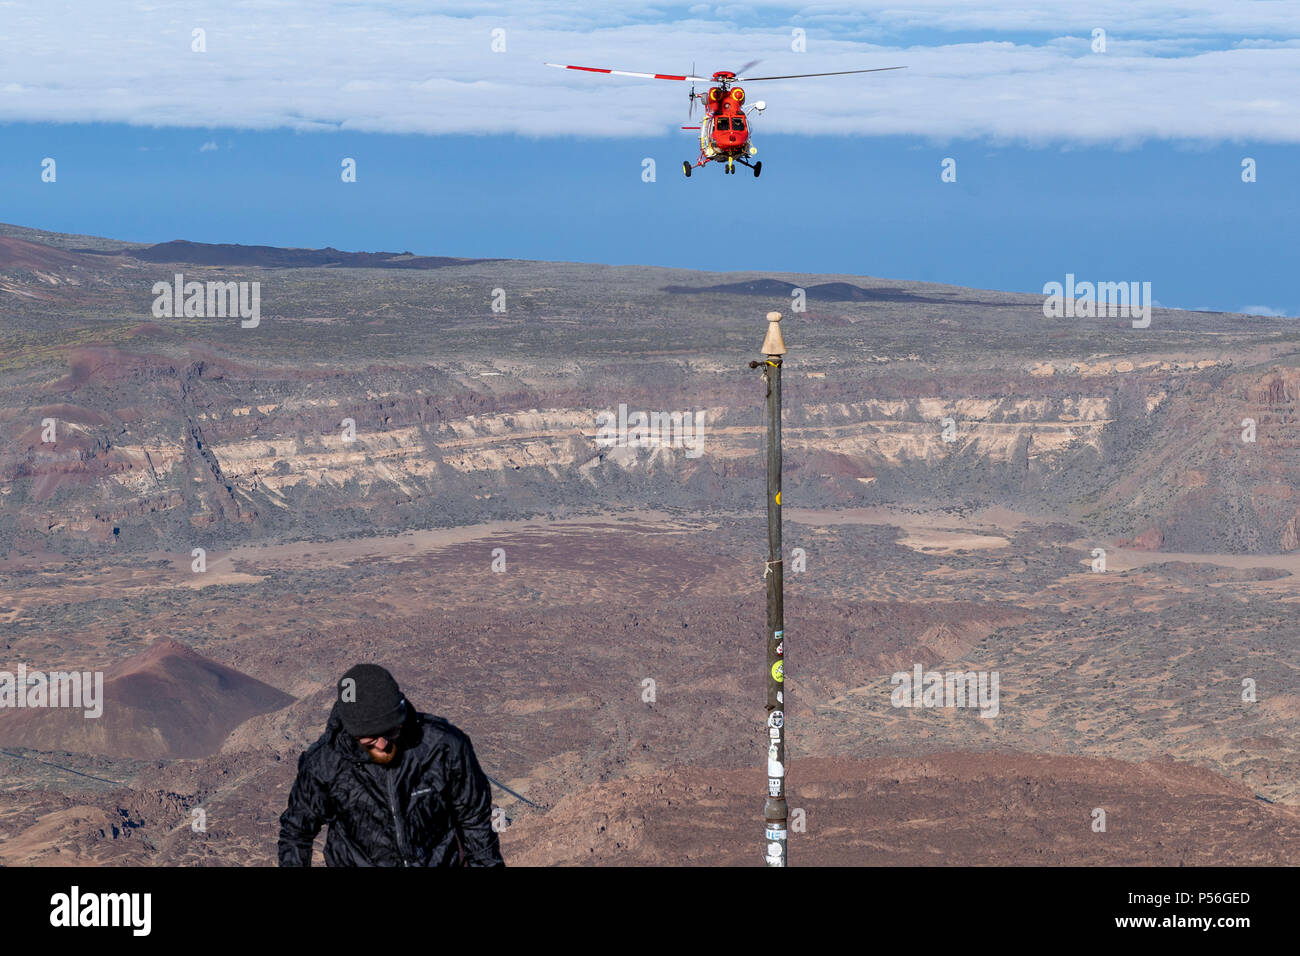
top-left (752, 311), bottom-right (787, 867)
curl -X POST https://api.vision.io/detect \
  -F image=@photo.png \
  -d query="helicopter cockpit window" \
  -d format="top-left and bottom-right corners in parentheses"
top-left (732, 116), bottom-right (746, 131)
top-left (715, 117), bottom-right (730, 131)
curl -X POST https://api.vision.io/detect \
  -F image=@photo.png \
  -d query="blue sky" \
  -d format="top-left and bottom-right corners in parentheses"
top-left (2, 2), bottom-right (1297, 315)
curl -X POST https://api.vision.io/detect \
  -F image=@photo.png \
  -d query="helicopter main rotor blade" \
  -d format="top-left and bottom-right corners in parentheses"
top-left (735, 58), bottom-right (762, 75)
top-left (545, 62), bottom-right (712, 82)
top-left (738, 66), bottom-right (906, 81)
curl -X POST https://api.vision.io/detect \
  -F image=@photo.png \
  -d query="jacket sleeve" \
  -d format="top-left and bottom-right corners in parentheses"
top-left (446, 731), bottom-right (505, 867)
top-left (278, 750), bottom-right (327, 867)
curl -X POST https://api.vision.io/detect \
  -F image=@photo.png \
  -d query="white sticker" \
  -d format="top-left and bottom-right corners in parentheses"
top-left (768, 759), bottom-right (784, 777)
top-left (769, 727), bottom-right (780, 739)
top-left (768, 777), bottom-right (781, 796)
top-left (768, 710), bottom-right (784, 729)
top-left (765, 827), bottom-right (787, 841)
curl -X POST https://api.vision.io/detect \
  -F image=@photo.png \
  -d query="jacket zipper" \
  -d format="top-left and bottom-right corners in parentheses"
top-left (384, 768), bottom-right (414, 866)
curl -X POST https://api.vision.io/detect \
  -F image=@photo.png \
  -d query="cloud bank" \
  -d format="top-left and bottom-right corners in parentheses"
top-left (1, 1), bottom-right (1297, 142)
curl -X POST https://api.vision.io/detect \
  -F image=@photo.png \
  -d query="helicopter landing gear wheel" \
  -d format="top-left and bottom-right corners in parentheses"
top-left (683, 161), bottom-right (692, 178)
top-left (753, 161), bottom-right (762, 178)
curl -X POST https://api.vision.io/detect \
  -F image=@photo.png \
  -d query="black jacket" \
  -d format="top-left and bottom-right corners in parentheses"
top-left (278, 703), bottom-right (504, 866)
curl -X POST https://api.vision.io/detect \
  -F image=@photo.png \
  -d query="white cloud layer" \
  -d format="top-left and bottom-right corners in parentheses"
top-left (1, 1), bottom-right (1298, 142)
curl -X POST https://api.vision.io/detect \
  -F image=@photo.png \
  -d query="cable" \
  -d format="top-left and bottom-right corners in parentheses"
top-left (485, 773), bottom-right (544, 809)
top-left (0, 748), bottom-right (125, 786)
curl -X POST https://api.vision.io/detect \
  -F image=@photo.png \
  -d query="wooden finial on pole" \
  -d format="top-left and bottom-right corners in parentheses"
top-left (762, 311), bottom-right (786, 356)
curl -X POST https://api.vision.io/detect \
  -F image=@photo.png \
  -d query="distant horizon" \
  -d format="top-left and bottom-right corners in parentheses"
top-left (5, 124), bottom-right (1295, 319)
top-left (1, 215), bottom-right (1287, 321)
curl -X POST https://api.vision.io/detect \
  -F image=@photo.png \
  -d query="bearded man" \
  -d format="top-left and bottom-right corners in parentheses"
top-left (278, 663), bottom-right (504, 867)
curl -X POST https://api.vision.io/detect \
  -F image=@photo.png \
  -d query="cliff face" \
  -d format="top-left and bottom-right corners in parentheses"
top-left (0, 349), bottom-right (1154, 549)
top-left (2, 226), bottom-right (1297, 554)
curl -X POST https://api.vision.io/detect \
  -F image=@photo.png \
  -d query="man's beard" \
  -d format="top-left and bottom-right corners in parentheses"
top-left (366, 742), bottom-right (399, 765)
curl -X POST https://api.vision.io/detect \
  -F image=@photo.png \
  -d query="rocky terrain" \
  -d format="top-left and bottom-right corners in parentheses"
top-left (1, 221), bottom-right (1298, 865)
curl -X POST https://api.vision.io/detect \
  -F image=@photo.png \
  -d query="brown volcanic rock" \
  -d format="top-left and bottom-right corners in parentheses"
top-left (503, 754), bottom-right (1300, 866)
top-left (1282, 512), bottom-right (1300, 551)
top-left (1119, 526), bottom-right (1164, 551)
top-left (0, 639), bottom-right (294, 760)
top-left (0, 237), bottom-right (97, 272)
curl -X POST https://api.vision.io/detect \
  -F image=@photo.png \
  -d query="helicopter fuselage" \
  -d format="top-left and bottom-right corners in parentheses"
top-left (690, 72), bottom-right (759, 173)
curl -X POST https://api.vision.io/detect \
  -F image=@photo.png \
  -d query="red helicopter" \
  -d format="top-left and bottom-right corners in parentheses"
top-left (545, 59), bottom-right (905, 177)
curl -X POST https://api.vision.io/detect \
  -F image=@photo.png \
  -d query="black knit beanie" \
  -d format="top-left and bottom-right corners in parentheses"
top-left (336, 664), bottom-right (407, 737)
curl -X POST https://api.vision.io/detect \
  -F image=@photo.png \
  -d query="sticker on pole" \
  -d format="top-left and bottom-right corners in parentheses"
top-left (771, 660), bottom-right (784, 682)
top-left (768, 777), bottom-right (781, 796)
top-left (768, 758), bottom-right (784, 777)
top-left (768, 710), bottom-right (784, 729)
top-left (765, 827), bottom-right (787, 841)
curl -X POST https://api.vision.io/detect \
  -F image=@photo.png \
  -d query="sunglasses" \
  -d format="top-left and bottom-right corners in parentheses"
top-left (356, 726), bottom-right (402, 747)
